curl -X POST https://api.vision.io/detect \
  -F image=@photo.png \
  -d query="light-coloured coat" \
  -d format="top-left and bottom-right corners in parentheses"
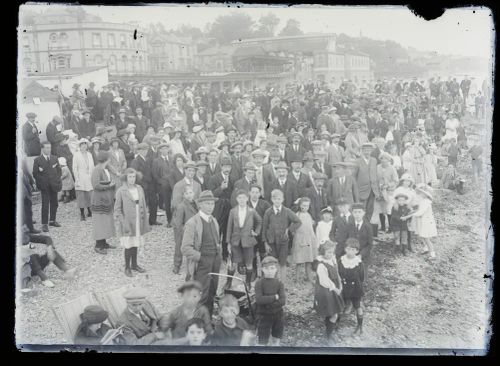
top-left (107, 148), bottom-right (127, 186)
top-left (114, 184), bottom-right (151, 237)
top-left (73, 151), bottom-right (95, 191)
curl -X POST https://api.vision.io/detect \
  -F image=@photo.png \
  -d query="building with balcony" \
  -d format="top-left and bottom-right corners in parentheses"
top-left (19, 8), bottom-right (148, 76)
top-left (148, 33), bottom-right (196, 74)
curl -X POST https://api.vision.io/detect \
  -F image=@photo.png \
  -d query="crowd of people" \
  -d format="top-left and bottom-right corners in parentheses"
top-left (19, 73), bottom-right (488, 347)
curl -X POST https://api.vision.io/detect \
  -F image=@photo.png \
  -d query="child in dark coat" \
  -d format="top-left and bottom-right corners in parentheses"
top-left (338, 238), bottom-right (365, 335)
top-left (254, 256), bottom-right (286, 346)
top-left (390, 193), bottom-right (411, 255)
top-left (212, 294), bottom-right (253, 346)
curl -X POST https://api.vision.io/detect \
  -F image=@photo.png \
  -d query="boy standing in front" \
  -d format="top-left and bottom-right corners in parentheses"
top-left (262, 189), bottom-right (301, 282)
top-left (255, 256), bottom-right (286, 346)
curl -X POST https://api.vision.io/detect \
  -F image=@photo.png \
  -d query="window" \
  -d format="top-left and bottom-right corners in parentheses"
top-left (22, 36), bottom-right (29, 50)
top-left (92, 33), bottom-right (102, 47)
top-left (94, 54), bottom-right (103, 65)
top-left (23, 58), bottom-right (32, 72)
top-left (56, 55), bottom-right (69, 69)
top-left (108, 33), bottom-right (116, 47)
top-left (120, 34), bottom-right (126, 48)
top-left (59, 32), bottom-right (68, 41)
top-left (49, 33), bottom-right (58, 43)
top-left (108, 55), bottom-right (116, 71)
top-left (138, 55), bottom-right (143, 71)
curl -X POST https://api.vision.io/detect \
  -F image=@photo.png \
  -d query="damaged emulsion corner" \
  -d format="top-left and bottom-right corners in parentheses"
top-left (407, 4), bottom-right (445, 21)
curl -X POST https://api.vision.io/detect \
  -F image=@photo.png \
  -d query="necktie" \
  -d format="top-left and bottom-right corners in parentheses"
top-left (358, 223), bottom-right (361, 231)
top-left (318, 188), bottom-right (322, 196)
top-left (276, 209), bottom-right (280, 215)
top-left (139, 311), bottom-right (149, 325)
top-left (46, 156), bottom-right (49, 162)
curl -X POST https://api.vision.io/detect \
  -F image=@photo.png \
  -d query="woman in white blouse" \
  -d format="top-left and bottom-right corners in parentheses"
top-left (73, 138), bottom-right (95, 221)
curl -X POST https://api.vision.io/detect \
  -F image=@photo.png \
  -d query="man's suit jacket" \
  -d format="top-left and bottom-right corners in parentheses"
top-left (194, 175), bottom-right (208, 191)
top-left (226, 206), bottom-right (263, 248)
top-left (118, 300), bottom-right (161, 345)
top-left (146, 147), bottom-right (159, 162)
top-left (230, 155), bottom-right (245, 182)
top-left (208, 172), bottom-right (234, 202)
top-left (171, 178), bottom-right (202, 209)
top-left (350, 219), bottom-right (373, 261)
top-left (151, 107), bottom-right (164, 131)
top-left (77, 119), bottom-right (96, 139)
top-left (326, 175), bottom-right (359, 206)
top-left (267, 178), bottom-right (299, 209)
top-left (263, 163), bottom-right (278, 195)
top-left (305, 186), bottom-right (329, 222)
top-left (230, 177), bottom-right (254, 207)
top-left (331, 214), bottom-right (357, 257)
top-left (168, 166), bottom-right (185, 190)
top-left (152, 155), bottom-right (172, 188)
top-left (130, 155), bottom-right (153, 191)
top-left (327, 143), bottom-right (345, 166)
top-left (118, 138), bottom-right (134, 167)
top-left (284, 145), bottom-right (307, 166)
top-left (355, 156), bottom-right (380, 200)
top-left (32, 154), bottom-right (62, 192)
top-left (46, 122), bottom-right (59, 152)
top-left (206, 162), bottom-right (221, 177)
top-left (248, 199), bottom-right (272, 220)
top-left (313, 161), bottom-right (332, 179)
top-left (132, 115), bottom-right (150, 142)
top-left (23, 121), bottom-right (41, 157)
top-left (287, 171), bottom-right (312, 197)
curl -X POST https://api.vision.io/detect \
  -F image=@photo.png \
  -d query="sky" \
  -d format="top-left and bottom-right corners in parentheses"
top-left (22, 3), bottom-right (494, 58)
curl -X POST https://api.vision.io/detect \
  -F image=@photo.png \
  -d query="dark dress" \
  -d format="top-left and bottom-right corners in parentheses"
top-left (313, 258), bottom-right (344, 317)
top-left (338, 255), bottom-right (365, 301)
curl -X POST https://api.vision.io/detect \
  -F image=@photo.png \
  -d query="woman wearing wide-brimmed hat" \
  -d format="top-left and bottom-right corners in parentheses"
top-left (91, 151), bottom-right (116, 255)
top-left (73, 138), bottom-right (95, 221)
top-left (114, 167), bottom-right (150, 277)
top-left (74, 305), bottom-right (117, 345)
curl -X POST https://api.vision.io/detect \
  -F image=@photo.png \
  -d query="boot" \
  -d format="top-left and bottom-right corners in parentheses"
top-left (402, 245), bottom-right (407, 256)
top-left (407, 232), bottom-right (414, 252)
top-left (379, 214), bottom-right (386, 232)
top-left (223, 268), bottom-right (235, 291)
top-left (371, 224), bottom-right (378, 239)
top-left (325, 318), bottom-right (334, 339)
top-left (130, 247), bottom-right (146, 273)
top-left (245, 268), bottom-right (253, 290)
top-left (87, 208), bottom-right (92, 217)
top-left (80, 208), bottom-right (86, 221)
top-left (354, 314), bottom-right (363, 335)
top-left (64, 196), bottom-right (71, 204)
top-left (386, 214), bottom-right (392, 233)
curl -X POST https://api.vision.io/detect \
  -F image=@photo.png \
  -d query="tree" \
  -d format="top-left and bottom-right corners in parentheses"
top-left (174, 24), bottom-right (203, 41)
top-left (278, 18), bottom-right (304, 37)
top-left (253, 13), bottom-right (280, 38)
top-left (208, 13), bottom-right (255, 44)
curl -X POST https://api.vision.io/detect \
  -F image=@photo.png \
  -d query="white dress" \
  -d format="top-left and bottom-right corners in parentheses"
top-left (120, 187), bottom-right (145, 249)
top-left (316, 220), bottom-right (333, 245)
top-left (412, 198), bottom-right (437, 239)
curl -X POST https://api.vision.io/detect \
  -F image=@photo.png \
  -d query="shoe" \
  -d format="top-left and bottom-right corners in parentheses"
top-left (94, 247), bottom-right (107, 255)
top-left (87, 211), bottom-right (92, 217)
top-left (80, 215), bottom-right (86, 221)
top-left (125, 268), bottom-right (133, 277)
top-left (49, 221), bottom-right (61, 227)
top-left (29, 228), bottom-right (42, 234)
top-left (42, 224), bottom-right (49, 232)
top-left (173, 266), bottom-right (180, 274)
top-left (132, 265), bottom-right (146, 273)
top-left (42, 279), bottom-right (55, 288)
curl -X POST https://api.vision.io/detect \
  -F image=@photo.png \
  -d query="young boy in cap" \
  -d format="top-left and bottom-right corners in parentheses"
top-left (159, 280), bottom-right (213, 342)
top-left (254, 256), bottom-right (286, 346)
top-left (262, 189), bottom-right (301, 282)
top-left (248, 184), bottom-right (272, 277)
top-left (390, 192), bottom-right (412, 255)
top-left (351, 203), bottom-right (374, 264)
top-left (331, 199), bottom-right (356, 259)
top-left (230, 162), bottom-right (256, 207)
top-left (118, 288), bottom-right (164, 345)
top-left (226, 189), bottom-right (263, 289)
top-left (212, 294), bottom-right (253, 346)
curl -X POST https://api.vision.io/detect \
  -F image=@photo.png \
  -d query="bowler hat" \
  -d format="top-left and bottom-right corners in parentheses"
top-left (196, 190), bottom-right (218, 204)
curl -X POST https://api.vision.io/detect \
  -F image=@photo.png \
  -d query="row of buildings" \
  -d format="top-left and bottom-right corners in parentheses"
top-left (20, 8), bottom-right (372, 90)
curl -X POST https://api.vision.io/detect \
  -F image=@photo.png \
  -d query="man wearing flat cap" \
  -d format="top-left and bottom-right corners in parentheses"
top-left (131, 142), bottom-right (160, 226)
top-left (118, 288), bottom-right (164, 345)
top-left (152, 142), bottom-right (174, 226)
top-left (23, 112), bottom-right (41, 157)
top-left (181, 191), bottom-right (222, 315)
top-left (284, 132), bottom-right (306, 166)
top-left (326, 162), bottom-right (359, 209)
top-left (305, 172), bottom-right (329, 222)
top-left (172, 161), bottom-right (202, 208)
top-left (46, 116), bottom-right (63, 153)
top-left (230, 162), bottom-right (256, 207)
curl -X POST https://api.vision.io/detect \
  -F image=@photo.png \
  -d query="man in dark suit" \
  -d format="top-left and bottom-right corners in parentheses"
top-left (248, 184), bottom-right (271, 262)
top-left (152, 143), bottom-right (173, 226)
top-left (117, 129), bottom-right (135, 167)
top-left (206, 148), bottom-right (221, 178)
top-left (194, 160), bottom-right (209, 191)
top-left (32, 141), bottom-right (62, 232)
top-left (263, 150), bottom-right (280, 196)
top-left (305, 172), bottom-right (329, 222)
top-left (230, 162), bottom-right (256, 207)
top-left (331, 199), bottom-right (357, 259)
top-left (131, 143), bottom-right (160, 226)
top-left (78, 109), bottom-right (96, 139)
top-left (230, 141), bottom-right (245, 182)
top-left (288, 156), bottom-right (312, 198)
top-left (151, 102), bottom-right (165, 132)
top-left (132, 106), bottom-right (150, 143)
top-left (267, 161), bottom-right (299, 209)
top-left (350, 203), bottom-right (374, 265)
top-left (327, 162), bottom-right (359, 210)
top-left (46, 116), bottom-right (63, 153)
top-left (23, 112), bottom-right (41, 157)
top-left (207, 156), bottom-right (234, 262)
top-left (285, 132), bottom-right (307, 166)
top-left (313, 150), bottom-right (332, 179)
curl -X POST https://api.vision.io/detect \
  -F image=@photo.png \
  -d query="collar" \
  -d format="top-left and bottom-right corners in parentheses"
top-left (238, 205), bottom-right (247, 212)
top-left (43, 154), bottom-right (50, 160)
top-left (273, 205), bottom-right (282, 214)
top-left (317, 255), bottom-right (336, 266)
top-left (355, 220), bottom-right (363, 227)
top-left (250, 199), bottom-right (258, 207)
top-left (199, 211), bottom-right (212, 223)
top-left (340, 255), bottom-right (362, 269)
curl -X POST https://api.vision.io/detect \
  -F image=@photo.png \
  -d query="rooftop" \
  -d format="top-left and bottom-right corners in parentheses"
top-left (231, 33), bottom-right (337, 44)
top-left (21, 80), bottom-right (60, 101)
top-left (27, 66), bottom-right (108, 77)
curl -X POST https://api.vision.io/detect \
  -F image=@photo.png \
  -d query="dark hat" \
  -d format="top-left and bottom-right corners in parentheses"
top-left (26, 112), bottom-right (37, 119)
top-left (82, 109), bottom-right (91, 115)
top-left (195, 160), bottom-right (209, 168)
top-left (123, 288), bottom-right (148, 302)
top-left (110, 137), bottom-right (121, 145)
top-left (226, 126), bottom-right (237, 133)
top-left (177, 280), bottom-right (203, 293)
top-left (290, 155), bottom-right (303, 164)
top-left (261, 256), bottom-right (278, 267)
top-left (137, 142), bottom-right (149, 151)
top-left (158, 142), bottom-right (170, 150)
top-left (351, 202), bottom-right (365, 211)
top-left (146, 135), bottom-right (161, 145)
top-left (96, 150), bottom-right (109, 163)
top-left (54, 133), bottom-right (66, 143)
top-left (219, 140), bottom-right (231, 149)
top-left (251, 148), bottom-right (266, 158)
top-left (220, 156), bottom-right (233, 166)
top-left (80, 305), bottom-right (108, 325)
top-left (302, 151), bottom-right (315, 162)
top-left (196, 190), bottom-right (218, 204)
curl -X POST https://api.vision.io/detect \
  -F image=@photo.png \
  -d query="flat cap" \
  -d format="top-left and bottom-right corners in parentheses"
top-left (177, 280), bottom-right (203, 293)
top-left (123, 288), bottom-right (148, 302)
top-left (251, 148), bottom-right (266, 157)
top-left (351, 203), bottom-right (365, 211)
top-left (261, 256), bottom-right (278, 267)
top-left (243, 162), bottom-right (256, 171)
top-left (312, 172), bottom-right (328, 180)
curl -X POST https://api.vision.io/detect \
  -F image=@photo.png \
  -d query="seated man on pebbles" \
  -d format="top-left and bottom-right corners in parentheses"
top-left (19, 224), bottom-right (77, 290)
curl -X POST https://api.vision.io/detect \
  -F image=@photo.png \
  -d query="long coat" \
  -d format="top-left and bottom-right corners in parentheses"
top-left (152, 156), bottom-right (172, 188)
top-left (355, 156), bottom-right (380, 201)
top-left (327, 143), bottom-right (345, 166)
top-left (45, 122), bottom-right (59, 152)
top-left (73, 151), bottom-right (95, 191)
top-left (350, 220), bottom-right (373, 261)
top-left (326, 175), bottom-right (359, 206)
top-left (91, 165), bottom-right (116, 239)
top-left (32, 154), bottom-right (62, 192)
top-left (305, 186), bottom-right (329, 222)
top-left (77, 118), bottom-right (96, 139)
top-left (23, 121), bottom-right (41, 157)
top-left (287, 171), bottom-right (312, 198)
top-left (114, 184), bottom-right (151, 237)
top-left (118, 138), bottom-right (134, 167)
top-left (107, 148), bottom-right (127, 187)
top-left (226, 206), bottom-right (263, 248)
top-left (267, 178), bottom-right (299, 209)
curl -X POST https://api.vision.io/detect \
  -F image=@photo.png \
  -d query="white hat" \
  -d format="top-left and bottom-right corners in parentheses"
top-left (58, 157), bottom-right (67, 166)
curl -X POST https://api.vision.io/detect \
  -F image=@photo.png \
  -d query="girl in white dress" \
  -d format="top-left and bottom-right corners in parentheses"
top-left (400, 184), bottom-right (437, 258)
top-left (315, 207), bottom-right (334, 245)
